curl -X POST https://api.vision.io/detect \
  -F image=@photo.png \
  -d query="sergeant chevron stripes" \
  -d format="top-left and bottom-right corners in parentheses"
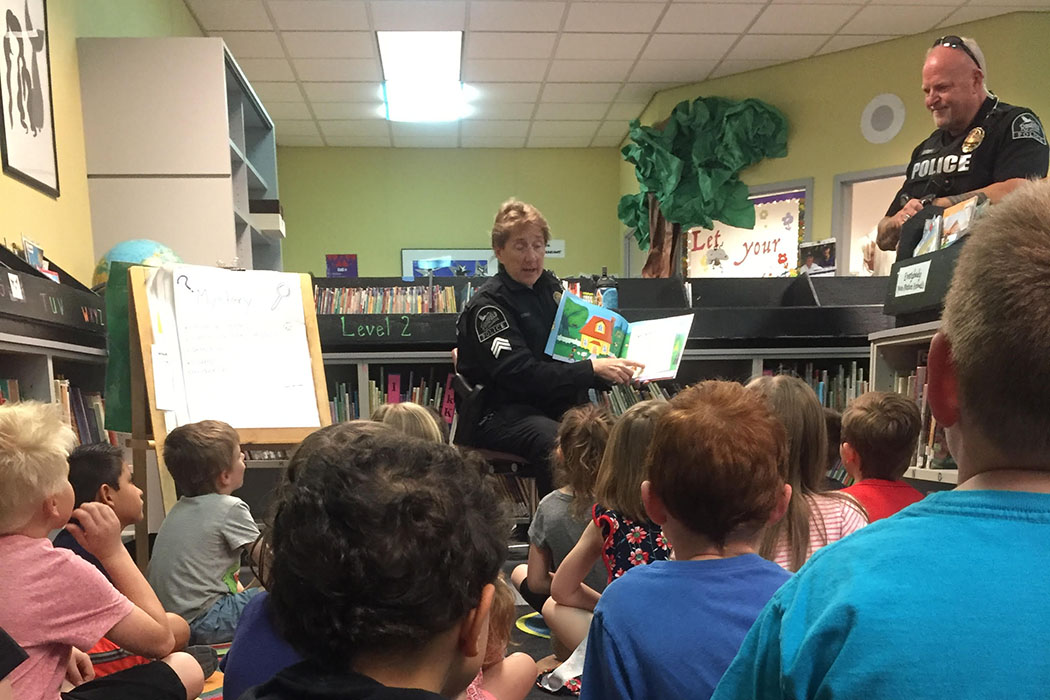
top-left (491, 337), bottom-right (511, 358)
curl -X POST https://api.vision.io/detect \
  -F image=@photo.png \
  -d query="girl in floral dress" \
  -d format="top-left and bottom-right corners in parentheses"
top-left (539, 401), bottom-right (672, 693)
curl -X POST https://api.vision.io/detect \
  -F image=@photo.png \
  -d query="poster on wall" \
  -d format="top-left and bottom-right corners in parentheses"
top-left (798, 239), bottom-right (836, 276)
top-left (0, 0), bottom-right (59, 197)
top-left (686, 191), bottom-right (804, 277)
top-left (401, 248), bottom-right (497, 279)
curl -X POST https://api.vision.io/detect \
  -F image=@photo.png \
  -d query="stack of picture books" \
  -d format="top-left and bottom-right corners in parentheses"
top-left (0, 378), bottom-right (20, 404)
top-left (914, 195), bottom-right (981, 256)
top-left (589, 382), bottom-right (672, 416)
top-left (329, 371), bottom-right (455, 423)
top-left (888, 351), bottom-right (955, 471)
top-left (766, 361), bottom-right (869, 413)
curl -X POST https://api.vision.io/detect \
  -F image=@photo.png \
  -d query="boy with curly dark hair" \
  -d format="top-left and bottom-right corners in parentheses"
top-left (242, 424), bottom-right (507, 699)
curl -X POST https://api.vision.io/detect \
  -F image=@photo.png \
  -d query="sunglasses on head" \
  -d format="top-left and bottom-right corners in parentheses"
top-left (932, 35), bottom-right (981, 70)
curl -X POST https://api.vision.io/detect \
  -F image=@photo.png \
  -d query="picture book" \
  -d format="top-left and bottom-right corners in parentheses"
top-left (940, 196), bottom-right (978, 248)
top-left (915, 215), bottom-right (942, 256)
top-left (544, 291), bottom-right (693, 381)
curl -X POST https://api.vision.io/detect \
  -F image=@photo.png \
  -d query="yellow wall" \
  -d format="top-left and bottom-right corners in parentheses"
top-left (278, 147), bottom-right (623, 278)
top-left (0, 0), bottom-right (200, 284)
top-left (623, 11), bottom-right (1050, 242)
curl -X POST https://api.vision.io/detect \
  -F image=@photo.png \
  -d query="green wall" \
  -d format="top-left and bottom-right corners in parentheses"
top-left (622, 11), bottom-right (1050, 243)
top-left (75, 0), bottom-right (201, 37)
top-left (278, 147), bottom-right (623, 278)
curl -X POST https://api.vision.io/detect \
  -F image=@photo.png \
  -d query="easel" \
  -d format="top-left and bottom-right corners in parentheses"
top-left (126, 265), bottom-right (330, 569)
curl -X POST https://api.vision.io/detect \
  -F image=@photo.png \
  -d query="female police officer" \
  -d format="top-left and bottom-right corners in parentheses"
top-left (455, 200), bottom-right (642, 494)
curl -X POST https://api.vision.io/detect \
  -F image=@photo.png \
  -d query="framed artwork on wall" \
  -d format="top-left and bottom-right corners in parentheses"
top-left (401, 248), bottom-right (497, 279)
top-left (0, 0), bottom-right (59, 197)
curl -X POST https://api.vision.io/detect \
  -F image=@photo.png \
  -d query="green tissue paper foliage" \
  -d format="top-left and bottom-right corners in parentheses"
top-left (619, 96), bottom-right (789, 250)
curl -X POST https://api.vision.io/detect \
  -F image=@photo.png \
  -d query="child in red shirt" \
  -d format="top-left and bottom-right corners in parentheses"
top-left (841, 392), bottom-right (925, 521)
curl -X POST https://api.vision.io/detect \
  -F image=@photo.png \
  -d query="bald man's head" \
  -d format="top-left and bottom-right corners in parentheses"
top-left (921, 42), bottom-right (988, 136)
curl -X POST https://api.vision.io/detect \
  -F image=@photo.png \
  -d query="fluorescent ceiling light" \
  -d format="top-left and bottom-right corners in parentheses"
top-left (378, 31), bottom-right (461, 82)
top-left (378, 31), bottom-right (474, 123)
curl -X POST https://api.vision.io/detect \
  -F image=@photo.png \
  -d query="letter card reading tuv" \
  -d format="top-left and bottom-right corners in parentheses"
top-left (169, 264), bottom-right (321, 429)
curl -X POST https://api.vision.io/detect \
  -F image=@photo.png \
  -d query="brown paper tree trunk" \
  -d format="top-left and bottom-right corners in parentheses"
top-left (641, 193), bottom-right (681, 278)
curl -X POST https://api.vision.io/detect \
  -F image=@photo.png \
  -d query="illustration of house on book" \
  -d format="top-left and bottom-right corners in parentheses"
top-left (580, 315), bottom-right (614, 355)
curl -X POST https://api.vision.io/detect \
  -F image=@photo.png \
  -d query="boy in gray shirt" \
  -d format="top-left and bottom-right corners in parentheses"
top-left (148, 420), bottom-right (260, 645)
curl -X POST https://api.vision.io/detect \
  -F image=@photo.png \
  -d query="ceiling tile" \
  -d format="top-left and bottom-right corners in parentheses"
top-left (303, 82), bottom-right (384, 102)
top-left (214, 31), bottom-right (284, 58)
top-left (616, 83), bottom-right (676, 103)
top-left (541, 82), bottom-right (621, 103)
top-left (817, 35), bottom-right (895, 55)
top-left (468, 102), bottom-right (537, 120)
top-left (275, 119), bottom-right (321, 137)
top-left (311, 103), bottom-right (386, 119)
top-left (460, 120), bottom-right (531, 138)
top-left (592, 134), bottom-right (627, 147)
top-left (237, 58), bottom-right (296, 82)
top-left (751, 4), bottom-right (859, 33)
top-left (471, 83), bottom-right (543, 102)
top-left (391, 122), bottom-right (460, 147)
top-left (769, 0), bottom-right (864, 4)
top-left (657, 4), bottom-right (764, 33)
top-left (547, 60), bottom-right (633, 82)
top-left (530, 120), bottom-right (601, 137)
top-left (320, 120), bottom-right (392, 137)
top-left (605, 103), bottom-right (647, 120)
top-left (371, 1), bottom-right (467, 30)
top-left (462, 59), bottom-right (549, 82)
top-left (282, 32), bottom-right (376, 59)
top-left (466, 33), bottom-right (558, 59)
top-left (937, 6), bottom-right (1026, 26)
top-left (629, 59), bottom-right (718, 83)
top-left (185, 0), bottom-right (272, 30)
top-left (596, 121), bottom-right (629, 139)
top-left (265, 101), bottom-right (313, 119)
top-left (469, 2), bottom-right (567, 32)
top-left (839, 5), bottom-right (955, 34)
top-left (709, 58), bottom-right (780, 78)
top-left (294, 58), bottom-right (382, 81)
top-left (268, 1), bottom-right (369, 30)
top-left (640, 34), bottom-right (736, 60)
top-left (460, 136), bottom-right (528, 148)
top-left (726, 35), bottom-right (827, 61)
top-left (252, 81), bottom-right (303, 102)
top-left (535, 103), bottom-right (610, 120)
top-left (554, 33), bottom-right (648, 60)
top-left (564, 3), bottom-right (665, 33)
top-left (326, 135), bottom-right (394, 147)
top-left (276, 134), bottom-right (325, 147)
top-left (527, 136), bottom-right (593, 147)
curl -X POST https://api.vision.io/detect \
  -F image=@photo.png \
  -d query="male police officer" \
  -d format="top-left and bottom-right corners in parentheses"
top-left (877, 36), bottom-right (1048, 257)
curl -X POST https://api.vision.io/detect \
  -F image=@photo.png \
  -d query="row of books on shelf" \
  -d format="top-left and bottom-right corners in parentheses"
top-left (890, 355), bottom-right (956, 471)
top-left (314, 283), bottom-right (476, 315)
top-left (53, 379), bottom-right (116, 447)
top-left (491, 473), bottom-right (536, 522)
top-left (767, 362), bottom-right (869, 413)
top-left (0, 378), bottom-right (21, 404)
top-left (589, 382), bottom-right (672, 416)
top-left (330, 371), bottom-right (456, 423)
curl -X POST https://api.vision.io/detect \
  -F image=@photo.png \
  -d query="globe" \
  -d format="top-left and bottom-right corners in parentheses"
top-left (92, 240), bottom-right (182, 289)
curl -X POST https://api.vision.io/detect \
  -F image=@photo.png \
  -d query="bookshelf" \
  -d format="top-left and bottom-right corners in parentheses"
top-left (868, 321), bottom-right (957, 487)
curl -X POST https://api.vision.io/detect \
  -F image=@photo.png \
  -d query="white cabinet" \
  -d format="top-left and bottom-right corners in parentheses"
top-left (78, 37), bottom-right (283, 271)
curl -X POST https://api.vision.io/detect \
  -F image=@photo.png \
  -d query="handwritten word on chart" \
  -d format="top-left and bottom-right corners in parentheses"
top-left (340, 315), bottom-right (413, 338)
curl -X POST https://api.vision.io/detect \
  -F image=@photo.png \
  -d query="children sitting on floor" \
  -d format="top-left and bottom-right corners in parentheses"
top-left (539, 400), bottom-right (670, 694)
top-left (53, 443), bottom-right (214, 679)
top-left (371, 401), bottom-right (446, 443)
top-left (148, 419), bottom-right (260, 645)
top-left (511, 404), bottom-right (611, 614)
top-left (840, 391), bottom-right (925, 521)
top-left (458, 574), bottom-right (535, 700)
top-left (240, 423), bottom-right (507, 699)
top-left (747, 375), bottom-right (868, 571)
top-left (580, 381), bottom-right (792, 700)
top-left (0, 402), bottom-right (204, 700)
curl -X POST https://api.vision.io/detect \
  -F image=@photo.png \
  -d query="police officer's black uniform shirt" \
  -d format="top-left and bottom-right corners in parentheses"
top-left (887, 96), bottom-right (1048, 218)
top-left (456, 266), bottom-right (601, 420)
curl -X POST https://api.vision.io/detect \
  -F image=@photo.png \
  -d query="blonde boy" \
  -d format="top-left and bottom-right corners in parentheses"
top-left (148, 420), bottom-right (260, 645)
top-left (0, 402), bottom-right (203, 700)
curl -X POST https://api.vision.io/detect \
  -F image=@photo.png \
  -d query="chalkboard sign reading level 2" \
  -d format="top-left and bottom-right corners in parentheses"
top-left (340, 314), bottom-right (413, 338)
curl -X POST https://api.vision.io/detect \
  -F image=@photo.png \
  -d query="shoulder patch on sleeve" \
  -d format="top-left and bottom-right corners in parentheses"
top-left (1012, 113), bottom-right (1046, 146)
top-left (475, 305), bottom-right (510, 343)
